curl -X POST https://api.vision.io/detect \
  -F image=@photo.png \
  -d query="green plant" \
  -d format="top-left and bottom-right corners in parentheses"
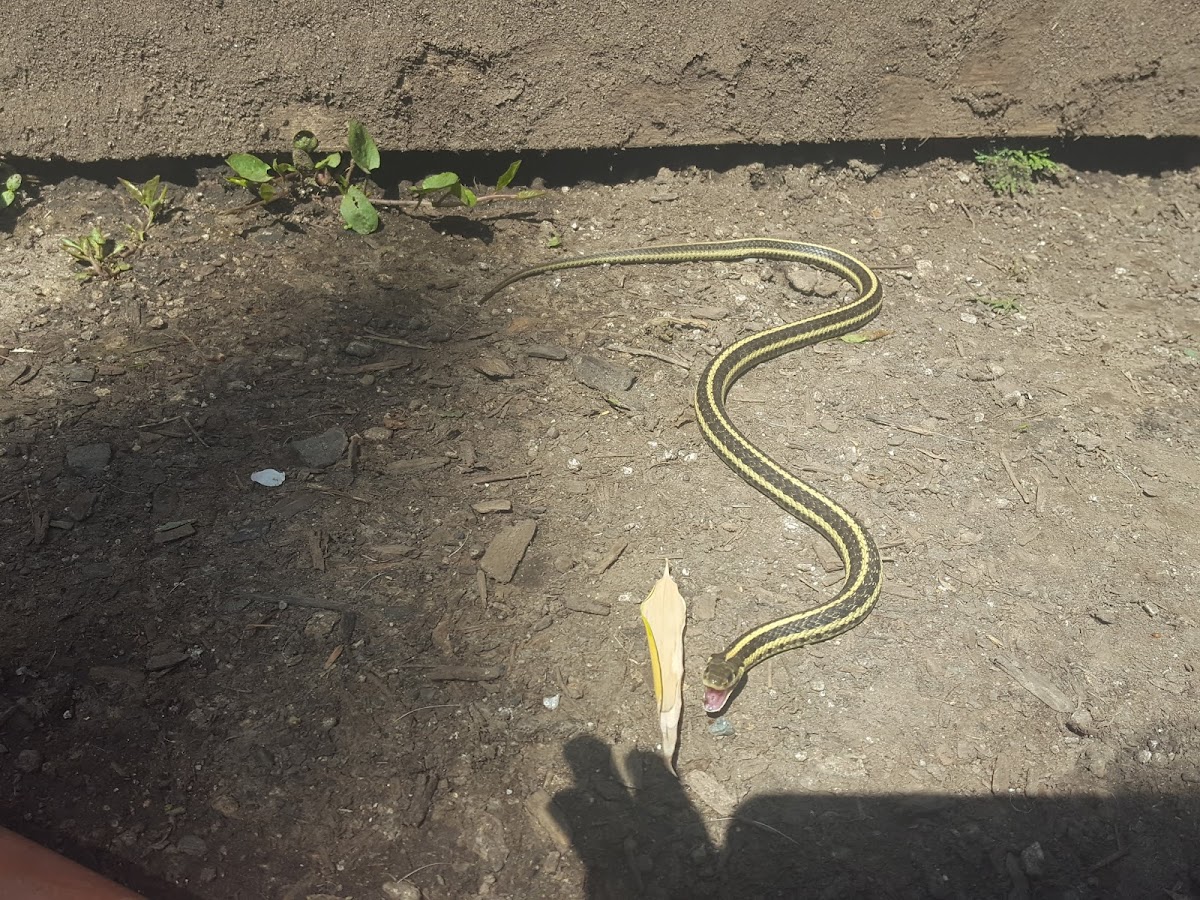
top-left (973, 296), bottom-right (1021, 313)
top-left (1, 171), bottom-right (22, 210)
top-left (62, 227), bottom-right (131, 280)
top-left (225, 122), bottom-right (543, 234)
top-left (226, 121), bottom-right (381, 234)
top-left (119, 175), bottom-right (170, 241)
top-left (975, 148), bottom-right (1058, 196)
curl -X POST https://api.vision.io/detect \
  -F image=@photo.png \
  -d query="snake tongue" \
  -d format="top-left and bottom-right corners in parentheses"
top-left (703, 687), bottom-right (731, 714)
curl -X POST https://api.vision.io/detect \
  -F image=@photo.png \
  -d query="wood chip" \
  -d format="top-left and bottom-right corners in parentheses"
top-left (994, 655), bottom-right (1074, 712)
top-left (562, 596), bottom-right (611, 616)
top-left (306, 529), bottom-right (327, 571)
top-left (153, 521), bottom-right (196, 544)
top-left (589, 540), bottom-right (628, 575)
top-left (479, 519), bottom-right (537, 583)
top-left (475, 354), bottom-right (515, 378)
top-left (575, 354), bottom-right (636, 393)
top-left (812, 540), bottom-right (843, 573)
top-left (526, 344), bottom-right (568, 361)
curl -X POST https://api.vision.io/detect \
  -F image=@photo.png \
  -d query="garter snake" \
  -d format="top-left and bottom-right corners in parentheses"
top-left (482, 238), bottom-right (884, 713)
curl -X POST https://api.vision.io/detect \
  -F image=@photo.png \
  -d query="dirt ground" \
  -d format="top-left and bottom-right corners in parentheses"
top-left (1, 145), bottom-right (1199, 900)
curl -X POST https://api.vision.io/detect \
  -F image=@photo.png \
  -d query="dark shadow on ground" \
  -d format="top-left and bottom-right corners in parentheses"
top-left (554, 735), bottom-right (1200, 900)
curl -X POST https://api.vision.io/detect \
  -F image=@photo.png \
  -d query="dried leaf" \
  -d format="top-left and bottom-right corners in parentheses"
top-left (640, 561), bottom-right (686, 773)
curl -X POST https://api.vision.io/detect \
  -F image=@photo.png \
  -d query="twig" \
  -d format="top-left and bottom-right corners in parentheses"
top-left (604, 342), bottom-right (691, 371)
top-left (1086, 845), bottom-right (1129, 873)
top-left (182, 415), bottom-right (210, 448)
top-left (705, 816), bottom-right (801, 847)
top-left (999, 451), bottom-right (1031, 503)
top-left (865, 413), bottom-right (974, 444)
top-left (373, 191), bottom-right (543, 209)
top-left (304, 483), bottom-right (370, 503)
top-left (397, 704), bottom-right (461, 723)
top-left (360, 330), bottom-right (432, 351)
top-left (469, 468), bottom-right (539, 485)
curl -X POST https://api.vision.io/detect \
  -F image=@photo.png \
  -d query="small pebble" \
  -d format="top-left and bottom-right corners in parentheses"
top-left (343, 340), bottom-right (375, 358)
top-left (1020, 842), bottom-right (1045, 877)
top-left (708, 717), bottom-right (736, 737)
top-left (15, 749), bottom-right (43, 773)
top-left (382, 882), bottom-right (423, 900)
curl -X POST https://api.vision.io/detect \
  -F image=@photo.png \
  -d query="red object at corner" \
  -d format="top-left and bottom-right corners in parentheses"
top-left (0, 827), bottom-right (144, 899)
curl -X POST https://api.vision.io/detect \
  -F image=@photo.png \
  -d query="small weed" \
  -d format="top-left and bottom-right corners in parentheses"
top-left (119, 175), bottom-right (170, 242)
top-left (59, 175), bottom-right (168, 279)
top-left (973, 296), bottom-right (1021, 313)
top-left (974, 148), bottom-right (1058, 196)
top-left (226, 121), bottom-right (383, 233)
top-left (2, 170), bottom-right (23, 210)
top-left (226, 121), bottom-right (542, 234)
top-left (62, 227), bottom-right (131, 280)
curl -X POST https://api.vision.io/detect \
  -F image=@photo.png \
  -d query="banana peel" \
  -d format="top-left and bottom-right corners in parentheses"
top-left (640, 561), bottom-right (686, 773)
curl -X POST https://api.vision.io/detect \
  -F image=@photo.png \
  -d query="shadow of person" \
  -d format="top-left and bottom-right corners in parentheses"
top-left (554, 735), bottom-right (720, 899)
top-left (555, 733), bottom-right (1200, 899)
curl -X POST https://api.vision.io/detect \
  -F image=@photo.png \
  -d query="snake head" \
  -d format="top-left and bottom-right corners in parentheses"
top-left (702, 654), bottom-right (742, 714)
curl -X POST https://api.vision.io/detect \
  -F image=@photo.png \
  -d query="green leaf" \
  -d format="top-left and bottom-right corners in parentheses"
top-left (418, 172), bottom-right (460, 192)
top-left (315, 152), bottom-right (342, 170)
top-left (293, 130), bottom-right (319, 154)
top-left (546, 234), bottom-right (561, 248)
top-left (226, 153), bottom-right (273, 183)
top-left (515, 189), bottom-right (544, 201)
top-left (258, 182), bottom-right (278, 204)
top-left (1, 189), bottom-right (13, 207)
top-left (347, 120), bottom-right (380, 173)
top-left (452, 183), bottom-right (478, 208)
top-left (840, 333), bottom-right (869, 343)
top-left (495, 160), bottom-right (520, 191)
top-left (5, 173), bottom-right (20, 192)
top-left (340, 186), bottom-right (380, 234)
top-left (272, 159), bottom-right (296, 175)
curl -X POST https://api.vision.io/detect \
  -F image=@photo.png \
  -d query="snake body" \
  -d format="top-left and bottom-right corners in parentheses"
top-left (482, 239), bottom-right (884, 712)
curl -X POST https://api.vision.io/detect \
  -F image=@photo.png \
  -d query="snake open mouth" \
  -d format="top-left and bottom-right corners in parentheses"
top-left (703, 686), bottom-right (732, 714)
